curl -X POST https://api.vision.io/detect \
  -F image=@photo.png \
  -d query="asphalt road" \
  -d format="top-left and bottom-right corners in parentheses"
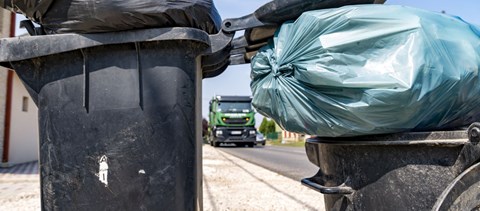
top-left (217, 144), bottom-right (319, 181)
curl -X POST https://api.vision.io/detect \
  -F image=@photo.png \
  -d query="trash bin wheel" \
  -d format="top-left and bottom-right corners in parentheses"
top-left (432, 162), bottom-right (480, 210)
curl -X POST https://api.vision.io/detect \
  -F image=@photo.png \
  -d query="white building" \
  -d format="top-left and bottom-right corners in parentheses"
top-left (0, 9), bottom-right (39, 167)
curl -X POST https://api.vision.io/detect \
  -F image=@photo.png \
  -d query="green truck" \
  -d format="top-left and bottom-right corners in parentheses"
top-left (208, 96), bottom-right (256, 147)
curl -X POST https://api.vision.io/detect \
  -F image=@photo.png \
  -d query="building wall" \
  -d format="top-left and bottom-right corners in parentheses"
top-left (0, 9), bottom-right (40, 166)
top-left (7, 74), bottom-right (39, 165)
top-left (0, 9), bottom-right (12, 160)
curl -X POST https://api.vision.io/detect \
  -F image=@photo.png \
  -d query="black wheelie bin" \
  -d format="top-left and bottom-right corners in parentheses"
top-left (224, 1), bottom-right (480, 210)
top-left (302, 124), bottom-right (480, 210)
top-left (0, 21), bottom-right (232, 211)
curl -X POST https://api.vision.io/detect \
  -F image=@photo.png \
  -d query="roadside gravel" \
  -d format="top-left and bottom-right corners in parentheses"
top-left (203, 145), bottom-right (325, 211)
top-left (0, 176), bottom-right (40, 210)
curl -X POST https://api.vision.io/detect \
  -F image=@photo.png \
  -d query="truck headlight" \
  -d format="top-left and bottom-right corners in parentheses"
top-left (249, 130), bottom-right (256, 135)
top-left (216, 130), bottom-right (223, 136)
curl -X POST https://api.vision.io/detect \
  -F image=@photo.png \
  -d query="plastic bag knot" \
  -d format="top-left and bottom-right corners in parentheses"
top-left (272, 62), bottom-right (294, 77)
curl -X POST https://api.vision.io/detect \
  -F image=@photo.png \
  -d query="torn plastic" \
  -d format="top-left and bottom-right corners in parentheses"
top-left (0, 0), bottom-right (221, 34)
top-left (250, 5), bottom-right (480, 137)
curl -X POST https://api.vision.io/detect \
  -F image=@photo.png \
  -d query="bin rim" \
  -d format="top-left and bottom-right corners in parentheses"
top-left (0, 27), bottom-right (211, 63)
top-left (308, 130), bottom-right (470, 147)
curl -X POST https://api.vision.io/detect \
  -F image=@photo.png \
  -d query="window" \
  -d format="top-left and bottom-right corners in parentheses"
top-left (22, 96), bottom-right (29, 112)
top-left (217, 102), bottom-right (252, 113)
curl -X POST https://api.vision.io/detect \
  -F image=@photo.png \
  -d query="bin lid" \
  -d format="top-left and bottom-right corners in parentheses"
top-left (0, 27), bottom-right (211, 66)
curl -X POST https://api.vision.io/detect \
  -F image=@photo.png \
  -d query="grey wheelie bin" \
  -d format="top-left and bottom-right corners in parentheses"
top-left (0, 27), bottom-right (232, 210)
top-left (302, 124), bottom-right (480, 210)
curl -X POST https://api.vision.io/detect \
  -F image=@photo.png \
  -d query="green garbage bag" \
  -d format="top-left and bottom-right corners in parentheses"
top-left (251, 5), bottom-right (480, 137)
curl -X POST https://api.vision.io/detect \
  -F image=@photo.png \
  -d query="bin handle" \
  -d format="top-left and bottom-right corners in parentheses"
top-left (222, 13), bottom-right (272, 33)
top-left (206, 31), bottom-right (234, 54)
top-left (222, 0), bottom-right (384, 33)
top-left (301, 177), bottom-right (354, 195)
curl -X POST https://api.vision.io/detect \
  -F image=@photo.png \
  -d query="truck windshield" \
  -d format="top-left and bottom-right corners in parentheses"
top-left (217, 102), bottom-right (251, 113)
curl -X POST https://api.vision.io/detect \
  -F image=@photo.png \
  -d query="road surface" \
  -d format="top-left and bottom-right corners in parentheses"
top-left (217, 144), bottom-right (319, 181)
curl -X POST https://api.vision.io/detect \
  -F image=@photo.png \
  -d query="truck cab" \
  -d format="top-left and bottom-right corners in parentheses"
top-left (208, 96), bottom-right (256, 147)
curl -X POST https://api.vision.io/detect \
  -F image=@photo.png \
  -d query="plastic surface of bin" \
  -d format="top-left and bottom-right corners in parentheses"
top-left (302, 124), bottom-right (480, 211)
top-left (0, 27), bottom-right (232, 210)
top-left (433, 162), bottom-right (480, 210)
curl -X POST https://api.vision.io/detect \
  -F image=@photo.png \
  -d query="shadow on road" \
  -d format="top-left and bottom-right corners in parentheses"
top-left (0, 161), bottom-right (38, 175)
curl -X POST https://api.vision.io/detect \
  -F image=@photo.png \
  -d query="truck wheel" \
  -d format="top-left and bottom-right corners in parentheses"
top-left (249, 143), bottom-right (254, 148)
top-left (213, 142), bottom-right (219, 147)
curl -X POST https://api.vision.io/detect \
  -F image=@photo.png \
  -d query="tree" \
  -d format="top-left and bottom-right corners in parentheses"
top-left (259, 118), bottom-right (268, 135)
top-left (266, 120), bottom-right (276, 135)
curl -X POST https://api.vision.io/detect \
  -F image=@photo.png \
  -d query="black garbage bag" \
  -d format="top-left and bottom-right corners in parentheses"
top-left (1, 0), bottom-right (221, 34)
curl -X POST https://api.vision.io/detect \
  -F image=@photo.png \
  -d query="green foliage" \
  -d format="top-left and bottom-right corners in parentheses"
top-left (266, 120), bottom-right (276, 134)
top-left (259, 118), bottom-right (269, 134)
top-left (268, 140), bottom-right (305, 147)
top-left (259, 118), bottom-right (277, 137)
top-left (266, 131), bottom-right (279, 140)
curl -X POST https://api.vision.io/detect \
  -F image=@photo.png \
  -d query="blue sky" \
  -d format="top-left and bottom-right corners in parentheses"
top-left (205, 0), bottom-right (480, 127)
top-left (13, 1), bottom-right (480, 127)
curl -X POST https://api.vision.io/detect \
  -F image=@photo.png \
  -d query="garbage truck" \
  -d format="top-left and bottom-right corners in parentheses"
top-left (208, 96), bottom-right (256, 147)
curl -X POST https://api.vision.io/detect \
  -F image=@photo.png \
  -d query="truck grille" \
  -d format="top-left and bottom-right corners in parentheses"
top-left (223, 118), bottom-right (248, 124)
